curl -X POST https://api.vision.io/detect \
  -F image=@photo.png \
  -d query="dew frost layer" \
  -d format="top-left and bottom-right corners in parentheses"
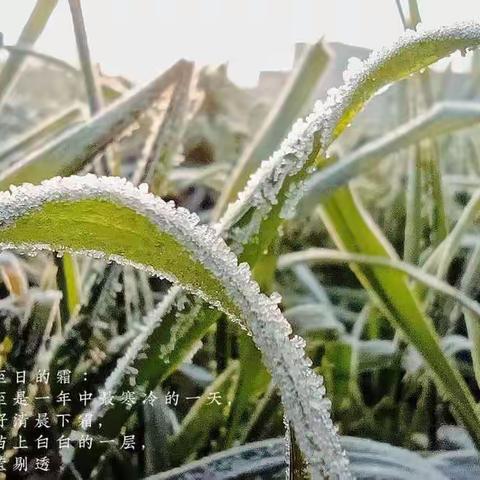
top-left (0, 175), bottom-right (351, 479)
top-left (220, 21), bottom-right (480, 247)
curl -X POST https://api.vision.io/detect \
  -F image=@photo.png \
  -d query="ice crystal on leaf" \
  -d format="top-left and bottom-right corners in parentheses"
top-left (220, 21), bottom-right (480, 243)
top-left (0, 175), bottom-right (350, 479)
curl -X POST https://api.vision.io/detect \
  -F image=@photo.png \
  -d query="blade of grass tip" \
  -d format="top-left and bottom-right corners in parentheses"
top-left (212, 40), bottom-right (330, 220)
top-left (132, 61), bottom-right (194, 188)
top-left (0, 0), bottom-right (58, 111)
top-left (0, 104), bottom-right (85, 164)
top-left (68, 0), bottom-right (112, 176)
top-left (0, 59), bottom-right (186, 189)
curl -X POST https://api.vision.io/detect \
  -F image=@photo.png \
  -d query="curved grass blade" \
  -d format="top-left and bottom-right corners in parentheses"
top-left (220, 22), bottom-right (480, 261)
top-left (86, 286), bottom-right (181, 423)
top-left (299, 101), bottom-right (480, 214)
top-left (213, 21), bottom-right (480, 450)
top-left (63, 22), bottom-right (480, 471)
top-left (114, 23), bottom-right (480, 461)
top-left (278, 248), bottom-right (480, 321)
top-left (0, 175), bottom-right (350, 479)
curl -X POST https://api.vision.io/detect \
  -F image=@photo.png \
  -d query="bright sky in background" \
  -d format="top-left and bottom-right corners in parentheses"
top-left (1, 0), bottom-right (480, 87)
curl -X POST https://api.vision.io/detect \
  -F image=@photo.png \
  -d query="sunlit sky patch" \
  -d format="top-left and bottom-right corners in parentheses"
top-left (1, 0), bottom-right (479, 87)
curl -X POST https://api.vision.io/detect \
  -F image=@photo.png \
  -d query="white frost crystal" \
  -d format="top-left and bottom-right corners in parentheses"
top-left (87, 286), bottom-right (181, 422)
top-left (0, 174), bottom-right (350, 478)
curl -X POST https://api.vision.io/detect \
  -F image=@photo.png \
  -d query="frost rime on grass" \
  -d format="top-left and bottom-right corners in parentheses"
top-left (1, 21), bottom-right (479, 480)
top-left (87, 286), bottom-right (182, 423)
top-left (220, 21), bottom-right (480, 249)
top-left (0, 175), bottom-right (350, 479)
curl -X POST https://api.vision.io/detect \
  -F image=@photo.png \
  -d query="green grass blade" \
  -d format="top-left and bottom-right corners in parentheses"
top-left (221, 22), bottom-right (480, 266)
top-left (223, 333), bottom-right (270, 448)
top-left (278, 248), bottom-right (480, 322)
top-left (110, 24), bottom-right (480, 463)
top-left (313, 188), bottom-right (480, 447)
top-left (55, 252), bottom-right (80, 321)
top-left (299, 102), bottom-right (480, 214)
top-left (403, 145), bottom-right (424, 264)
top-left (398, 0), bottom-right (439, 259)
top-left (168, 361), bottom-right (239, 466)
top-left (454, 243), bottom-right (480, 389)
top-left (68, 0), bottom-right (105, 115)
top-left (68, 0), bottom-right (113, 175)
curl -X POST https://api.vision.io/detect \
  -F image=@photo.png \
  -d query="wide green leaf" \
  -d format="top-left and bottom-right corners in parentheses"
top-left (0, 175), bottom-right (349, 479)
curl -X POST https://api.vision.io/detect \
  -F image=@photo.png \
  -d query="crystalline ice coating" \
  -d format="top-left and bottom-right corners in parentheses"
top-left (342, 56), bottom-right (364, 83)
top-left (0, 175), bottom-right (350, 478)
top-left (138, 183), bottom-right (149, 193)
top-left (86, 286), bottom-right (181, 422)
top-left (218, 20), bottom-right (480, 254)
